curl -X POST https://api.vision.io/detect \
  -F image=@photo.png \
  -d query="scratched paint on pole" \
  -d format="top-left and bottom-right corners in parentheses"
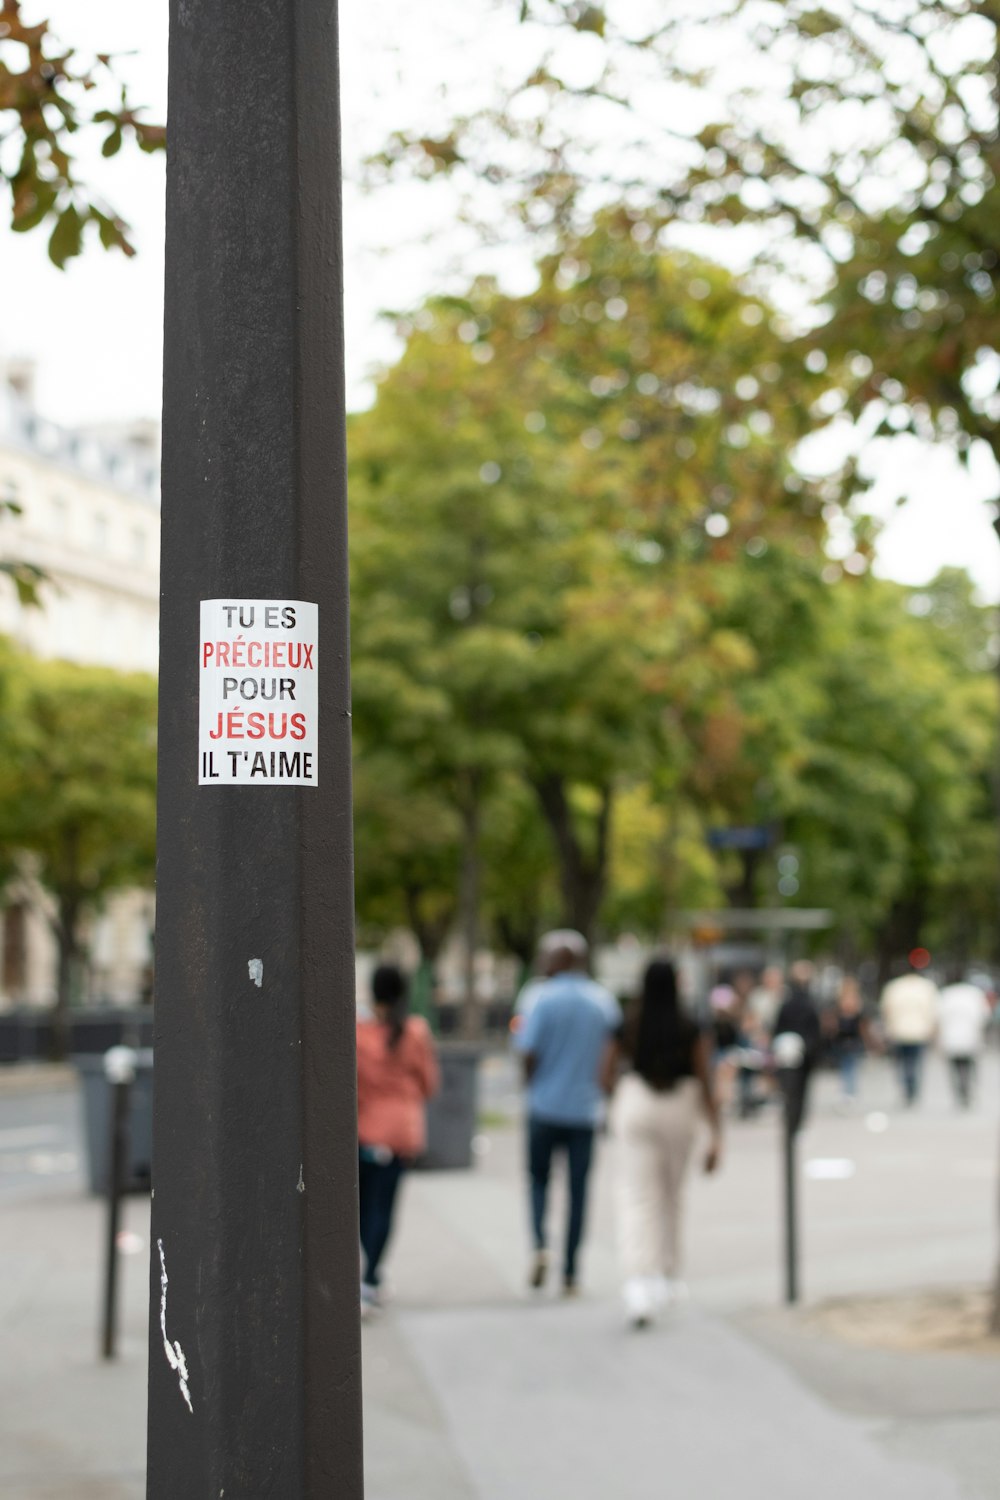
top-left (199, 599), bottom-right (318, 785)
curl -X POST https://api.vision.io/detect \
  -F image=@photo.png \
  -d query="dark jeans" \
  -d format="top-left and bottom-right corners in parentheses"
top-left (838, 1049), bottom-right (861, 1099)
top-left (950, 1056), bottom-right (975, 1108)
top-left (358, 1151), bottom-right (406, 1288)
top-left (527, 1117), bottom-right (595, 1281)
top-left (895, 1042), bottom-right (925, 1105)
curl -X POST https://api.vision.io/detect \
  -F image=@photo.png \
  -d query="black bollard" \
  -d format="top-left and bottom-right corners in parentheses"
top-left (101, 1046), bottom-right (136, 1360)
top-left (774, 1033), bottom-right (807, 1306)
top-left (782, 1096), bottom-right (799, 1305)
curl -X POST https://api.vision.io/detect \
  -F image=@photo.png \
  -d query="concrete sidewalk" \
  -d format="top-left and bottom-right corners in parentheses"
top-left (373, 1300), bottom-right (972, 1500)
top-left (0, 1189), bottom-right (149, 1500)
top-left (360, 1070), bottom-right (1000, 1500)
top-left (2, 1057), bottom-right (999, 1497)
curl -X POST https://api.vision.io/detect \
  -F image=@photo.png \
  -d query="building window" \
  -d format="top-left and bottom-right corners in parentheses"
top-left (131, 527), bottom-right (146, 565)
top-left (94, 514), bottom-right (109, 551)
top-left (51, 496), bottom-right (69, 537)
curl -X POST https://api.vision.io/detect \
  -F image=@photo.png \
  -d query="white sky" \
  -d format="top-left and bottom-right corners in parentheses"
top-left (1, 0), bottom-right (997, 603)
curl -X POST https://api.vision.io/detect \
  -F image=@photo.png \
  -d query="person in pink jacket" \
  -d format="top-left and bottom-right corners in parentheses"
top-left (357, 964), bottom-right (439, 1311)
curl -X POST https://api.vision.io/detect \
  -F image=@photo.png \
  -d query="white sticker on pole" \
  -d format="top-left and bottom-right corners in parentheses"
top-left (199, 599), bottom-right (318, 786)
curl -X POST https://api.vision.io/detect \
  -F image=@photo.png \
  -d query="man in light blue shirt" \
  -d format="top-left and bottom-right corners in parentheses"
top-left (514, 930), bottom-right (620, 1294)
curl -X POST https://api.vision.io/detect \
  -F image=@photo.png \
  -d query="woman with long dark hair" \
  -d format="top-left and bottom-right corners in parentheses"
top-left (605, 957), bottom-right (721, 1327)
top-left (356, 962), bottom-right (439, 1314)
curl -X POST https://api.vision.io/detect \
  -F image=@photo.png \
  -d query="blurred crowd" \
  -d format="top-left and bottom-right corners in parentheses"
top-left (354, 940), bottom-right (996, 1331)
top-left (702, 957), bottom-right (996, 1118)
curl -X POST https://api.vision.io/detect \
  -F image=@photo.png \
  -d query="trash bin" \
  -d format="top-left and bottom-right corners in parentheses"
top-left (420, 1044), bottom-right (479, 1170)
top-left (75, 1050), bottom-right (154, 1194)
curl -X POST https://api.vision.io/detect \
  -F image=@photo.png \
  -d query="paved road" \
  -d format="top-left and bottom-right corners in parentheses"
top-left (0, 1081), bottom-right (82, 1201)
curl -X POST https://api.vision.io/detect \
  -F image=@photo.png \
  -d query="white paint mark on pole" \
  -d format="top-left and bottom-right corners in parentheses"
top-left (157, 1238), bottom-right (194, 1414)
top-left (248, 958), bottom-right (263, 988)
top-left (297, 1164), bottom-right (305, 1193)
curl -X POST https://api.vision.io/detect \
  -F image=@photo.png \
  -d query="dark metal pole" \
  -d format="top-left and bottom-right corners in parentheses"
top-left (101, 1049), bottom-right (134, 1360)
top-left (147, 1), bottom-right (362, 1495)
top-left (775, 1040), bottom-right (805, 1307)
top-left (783, 1107), bottom-right (799, 1305)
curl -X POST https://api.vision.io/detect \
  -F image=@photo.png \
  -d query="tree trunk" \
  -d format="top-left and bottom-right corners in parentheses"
top-left (410, 956), bottom-right (436, 1027)
top-left (874, 892), bottom-right (928, 991)
top-left (727, 847), bottom-right (760, 909)
top-left (403, 885), bottom-right (453, 967)
top-left (532, 773), bottom-right (612, 944)
top-left (403, 886), bottom-right (453, 1032)
top-left (457, 786), bottom-right (482, 1039)
top-left (50, 901), bottom-right (80, 1062)
top-left (496, 913), bottom-right (538, 970)
top-left (659, 798), bottom-right (681, 939)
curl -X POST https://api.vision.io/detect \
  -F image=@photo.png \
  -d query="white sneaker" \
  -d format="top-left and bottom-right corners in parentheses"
top-left (649, 1275), bottom-right (671, 1309)
top-left (623, 1277), bottom-right (655, 1329)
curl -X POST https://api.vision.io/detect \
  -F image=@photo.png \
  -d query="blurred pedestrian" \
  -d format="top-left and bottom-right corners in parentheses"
top-left (772, 961), bottom-right (822, 1132)
top-left (606, 958), bottom-right (721, 1328)
top-left (708, 976), bottom-right (741, 1111)
top-left (514, 931), bottom-right (573, 1030)
top-left (708, 977), bottom-right (739, 1044)
top-left (513, 930), bottom-right (620, 1296)
top-left (731, 969), bottom-right (764, 1118)
top-left (746, 965), bottom-right (784, 1043)
top-left (832, 976), bottom-right (870, 1106)
top-left (356, 963), bottom-right (439, 1315)
top-left (938, 973), bottom-right (991, 1108)
top-left (880, 961), bottom-right (938, 1107)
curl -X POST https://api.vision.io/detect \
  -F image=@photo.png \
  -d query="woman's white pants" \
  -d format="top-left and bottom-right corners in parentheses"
top-left (612, 1073), bottom-right (700, 1281)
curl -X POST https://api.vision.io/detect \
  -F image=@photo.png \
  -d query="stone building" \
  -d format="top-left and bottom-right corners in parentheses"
top-left (0, 363), bottom-right (159, 1010)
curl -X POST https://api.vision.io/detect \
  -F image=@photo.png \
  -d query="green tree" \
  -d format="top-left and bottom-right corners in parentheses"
top-left (498, 216), bottom-right (827, 932)
top-left (349, 216), bottom-right (827, 1011)
top-left (0, 649), bottom-right (157, 1054)
top-left (1, 0), bottom-right (164, 264)
top-left (709, 563), bottom-right (999, 967)
top-left (353, 746), bottom-right (462, 1019)
top-left (372, 0), bottom-right (1000, 534)
top-left (350, 341), bottom-right (538, 1030)
top-left (369, 5), bottom-right (1000, 1320)
top-left (481, 775), bottom-right (562, 968)
top-left (603, 782), bottom-right (726, 937)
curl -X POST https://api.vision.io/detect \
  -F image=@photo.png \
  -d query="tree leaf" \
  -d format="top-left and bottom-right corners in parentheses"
top-left (47, 203), bottom-right (84, 267)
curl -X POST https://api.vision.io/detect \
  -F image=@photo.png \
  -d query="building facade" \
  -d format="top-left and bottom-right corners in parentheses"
top-left (0, 364), bottom-right (159, 1010)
